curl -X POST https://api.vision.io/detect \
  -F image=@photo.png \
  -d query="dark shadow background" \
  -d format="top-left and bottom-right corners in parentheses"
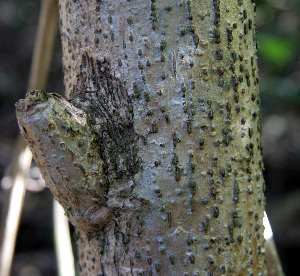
top-left (0, 0), bottom-right (299, 275)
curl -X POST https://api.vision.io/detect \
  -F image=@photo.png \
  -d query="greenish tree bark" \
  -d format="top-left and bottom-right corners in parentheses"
top-left (16, 0), bottom-right (266, 275)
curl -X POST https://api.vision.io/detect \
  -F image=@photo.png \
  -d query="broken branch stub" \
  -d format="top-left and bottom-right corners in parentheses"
top-left (15, 91), bottom-right (110, 232)
top-left (16, 56), bottom-right (141, 235)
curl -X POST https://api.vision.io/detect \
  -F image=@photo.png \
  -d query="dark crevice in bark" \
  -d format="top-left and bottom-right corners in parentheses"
top-left (70, 53), bottom-right (140, 183)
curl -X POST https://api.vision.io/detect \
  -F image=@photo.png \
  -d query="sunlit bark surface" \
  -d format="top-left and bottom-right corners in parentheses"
top-left (17, 0), bottom-right (266, 275)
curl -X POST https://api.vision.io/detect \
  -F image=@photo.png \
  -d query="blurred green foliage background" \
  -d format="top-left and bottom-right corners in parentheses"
top-left (0, 0), bottom-right (299, 275)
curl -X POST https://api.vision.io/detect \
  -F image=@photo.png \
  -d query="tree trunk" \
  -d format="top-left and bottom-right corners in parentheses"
top-left (16, 0), bottom-right (266, 275)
